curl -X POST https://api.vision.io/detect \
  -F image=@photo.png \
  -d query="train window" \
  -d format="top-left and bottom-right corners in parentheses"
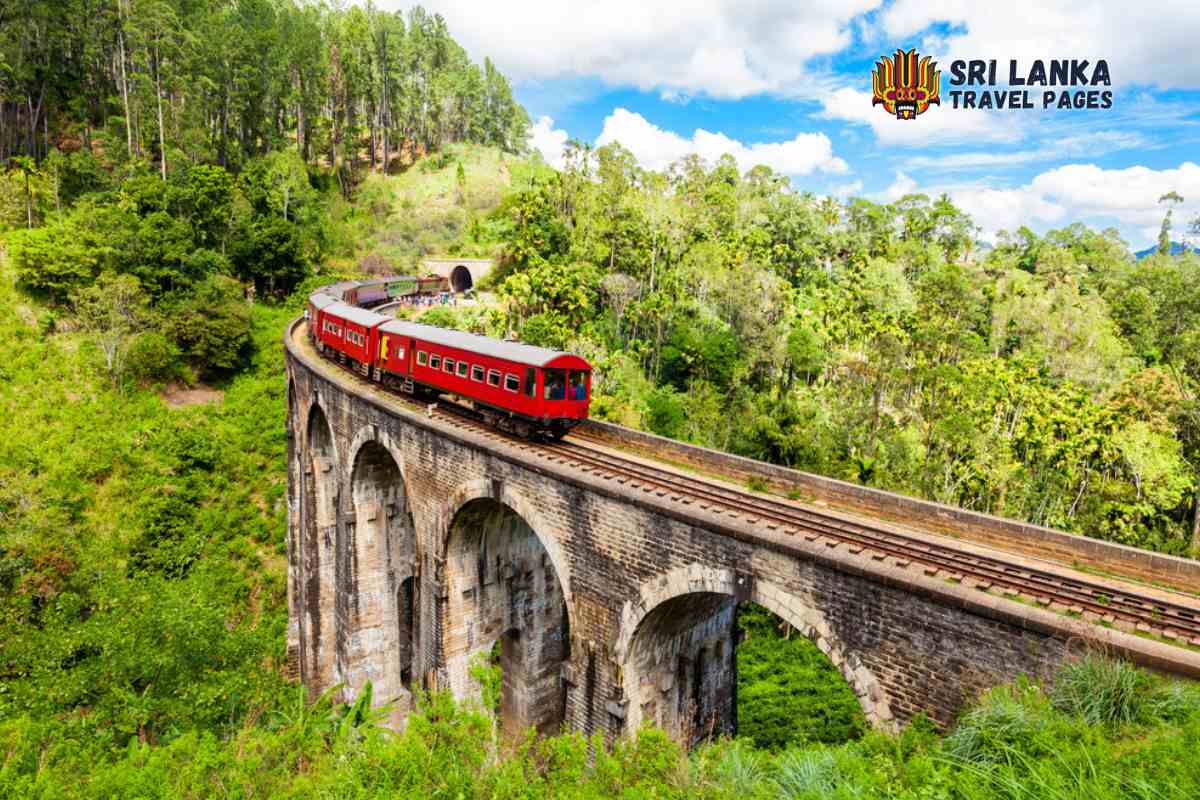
top-left (569, 370), bottom-right (588, 400)
top-left (430, 354), bottom-right (441, 369)
top-left (456, 361), bottom-right (469, 378)
top-left (523, 368), bottom-right (536, 397)
top-left (487, 369), bottom-right (501, 387)
top-left (397, 346), bottom-right (405, 360)
top-left (417, 351), bottom-right (427, 366)
top-left (443, 358), bottom-right (455, 373)
top-left (504, 373), bottom-right (519, 393)
top-left (471, 365), bottom-right (484, 382)
top-left (543, 369), bottom-right (566, 401)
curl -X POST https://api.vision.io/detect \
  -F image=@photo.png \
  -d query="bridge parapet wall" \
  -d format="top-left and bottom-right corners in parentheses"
top-left (579, 420), bottom-right (1200, 592)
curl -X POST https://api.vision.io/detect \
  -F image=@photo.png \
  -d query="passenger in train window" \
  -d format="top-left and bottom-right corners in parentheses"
top-left (544, 369), bottom-right (566, 401)
top-left (569, 371), bottom-right (587, 400)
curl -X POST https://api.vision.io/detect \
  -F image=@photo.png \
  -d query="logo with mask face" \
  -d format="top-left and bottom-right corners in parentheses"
top-left (872, 48), bottom-right (941, 119)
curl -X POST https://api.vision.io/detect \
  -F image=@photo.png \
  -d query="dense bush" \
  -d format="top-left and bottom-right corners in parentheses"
top-left (126, 330), bottom-right (184, 384)
top-left (9, 219), bottom-right (100, 300)
top-left (0, 663), bottom-right (1197, 798)
top-left (160, 274), bottom-right (253, 376)
top-left (735, 604), bottom-right (866, 750)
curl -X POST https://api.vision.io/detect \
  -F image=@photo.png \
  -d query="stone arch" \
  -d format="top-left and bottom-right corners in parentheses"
top-left (616, 564), bottom-right (893, 743)
top-left (343, 424), bottom-right (406, 493)
top-left (440, 480), bottom-right (574, 737)
top-left (299, 401), bottom-right (339, 692)
top-left (450, 264), bottom-right (473, 293)
top-left (340, 438), bottom-right (417, 723)
top-left (438, 479), bottom-right (573, 605)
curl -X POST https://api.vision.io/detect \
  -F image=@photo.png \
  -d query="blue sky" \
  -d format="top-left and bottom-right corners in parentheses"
top-left (383, 1), bottom-right (1200, 250)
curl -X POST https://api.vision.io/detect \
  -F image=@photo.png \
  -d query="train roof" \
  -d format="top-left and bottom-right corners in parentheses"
top-left (322, 281), bottom-right (361, 300)
top-left (379, 319), bottom-right (591, 369)
top-left (324, 301), bottom-right (390, 328)
top-left (309, 292), bottom-right (339, 310)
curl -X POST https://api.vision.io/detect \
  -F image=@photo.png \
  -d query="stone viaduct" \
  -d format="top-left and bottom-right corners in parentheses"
top-left (284, 320), bottom-right (1200, 744)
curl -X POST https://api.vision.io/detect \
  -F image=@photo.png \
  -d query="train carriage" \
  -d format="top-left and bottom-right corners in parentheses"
top-left (306, 281), bottom-right (592, 439)
top-left (306, 292), bottom-right (340, 342)
top-left (315, 302), bottom-right (387, 374)
top-left (374, 320), bottom-right (591, 438)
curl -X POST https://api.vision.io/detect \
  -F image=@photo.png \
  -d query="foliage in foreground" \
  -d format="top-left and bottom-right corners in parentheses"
top-left (736, 603), bottom-right (867, 750)
top-left (2, 660), bottom-right (1199, 799)
top-left (0, 264), bottom-right (296, 752)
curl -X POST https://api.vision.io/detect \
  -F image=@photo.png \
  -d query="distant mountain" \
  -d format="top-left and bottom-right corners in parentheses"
top-left (1134, 241), bottom-right (1200, 259)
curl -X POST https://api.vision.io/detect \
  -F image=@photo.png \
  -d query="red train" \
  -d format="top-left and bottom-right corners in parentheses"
top-left (306, 283), bottom-right (592, 438)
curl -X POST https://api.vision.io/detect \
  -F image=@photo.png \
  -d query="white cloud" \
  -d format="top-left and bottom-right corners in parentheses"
top-left (943, 186), bottom-right (1067, 242)
top-left (376, 0), bottom-right (1200, 102)
top-left (879, 171), bottom-right (918, 201)
top-left (528, 116), bottom-right (570, 169)
top-left (880, 162), bottom-right (1200, 248)
top-left (596, 108), bottom-right (848, 176)
top-left (388, 0), bottom-right (881, 99)
top-left (1029, 162), bottom-right (1200, 243)
top-left (900, 130), bottom-right (1149, 172)
top-left (881, 0), bottom-right (1200, 89)
top-left (831, 179), bottom-right (864, 198)
top-left (820, 87), bottom-right (1024, 147)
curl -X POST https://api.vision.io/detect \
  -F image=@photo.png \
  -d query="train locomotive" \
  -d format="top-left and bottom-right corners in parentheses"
top-left (305, 279), bottom-right (592, 439)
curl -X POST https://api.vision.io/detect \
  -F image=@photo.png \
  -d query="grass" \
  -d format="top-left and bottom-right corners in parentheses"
top-left (328, 143), bottom-right (551, 272)
top-left (1050, 654), bottom-right (1152, 726)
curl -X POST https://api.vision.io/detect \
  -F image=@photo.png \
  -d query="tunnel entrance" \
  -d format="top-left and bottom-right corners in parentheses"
top-left (623, 593), bottom-right (866, 749)
top-left (444, 498), bottom-right (570, 738)
top-left (450, 265), bottom-right (473, 293)
top-left (344, 440), bottom-right (416, 717)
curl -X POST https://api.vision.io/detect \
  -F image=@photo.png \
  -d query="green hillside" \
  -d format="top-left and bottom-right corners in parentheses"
top-left (328, 143), bottom-right (552, 273)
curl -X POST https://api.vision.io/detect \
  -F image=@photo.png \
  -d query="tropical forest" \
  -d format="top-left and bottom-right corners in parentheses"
top-left (2, 1), bottom-right (1200, 797)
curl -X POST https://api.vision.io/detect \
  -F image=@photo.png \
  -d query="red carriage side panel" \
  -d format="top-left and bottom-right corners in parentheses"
top-left (321, 302), bottom-right (388, 365)
top-left (376, 323), bottom-right (413, 377)
top-left (410, 339), bottom-right (545, 418)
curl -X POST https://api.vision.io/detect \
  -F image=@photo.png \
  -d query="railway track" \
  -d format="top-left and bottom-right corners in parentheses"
top-left (545, 435), bottom-right (1200, 646)
top-left (306, 330), bottom-right (1200, 650)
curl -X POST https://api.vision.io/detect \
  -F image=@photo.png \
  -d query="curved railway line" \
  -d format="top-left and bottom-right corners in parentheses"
top-left (303, 324), bottom-right (1200, 652)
